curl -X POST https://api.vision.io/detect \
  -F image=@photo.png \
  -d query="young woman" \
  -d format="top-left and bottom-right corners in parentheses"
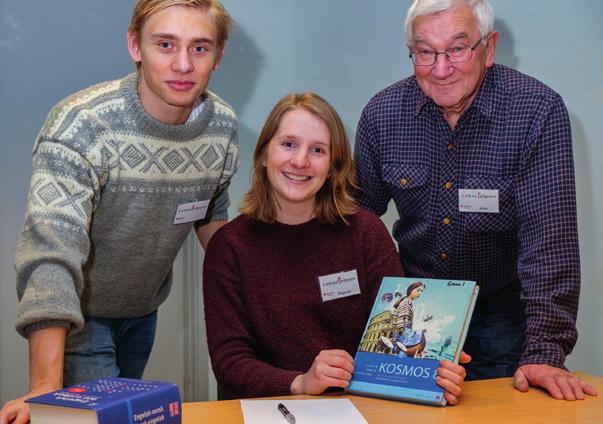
top-left (203, 93), bottom-right (468, 404)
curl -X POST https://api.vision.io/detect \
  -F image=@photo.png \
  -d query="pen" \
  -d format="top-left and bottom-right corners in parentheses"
top-left (277, 402), bottom-right (296, 424)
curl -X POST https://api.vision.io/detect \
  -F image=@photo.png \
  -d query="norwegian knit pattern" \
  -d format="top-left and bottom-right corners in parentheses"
top-left (15, 73), bottom-right (239, 337)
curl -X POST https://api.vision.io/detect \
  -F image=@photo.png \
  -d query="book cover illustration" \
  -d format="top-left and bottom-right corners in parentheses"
top-left (348, 277), bottom-right (478, 406)
top-left (27, 377), bottom-right (181, 424)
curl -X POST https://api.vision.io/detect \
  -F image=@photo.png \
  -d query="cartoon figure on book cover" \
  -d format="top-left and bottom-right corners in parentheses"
top-left (360, 280), bottom-right (467, 361)
top-left (391, 281), bottom-right (426, 357)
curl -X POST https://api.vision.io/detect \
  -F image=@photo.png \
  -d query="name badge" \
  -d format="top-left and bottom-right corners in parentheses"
top-left (458, 189), bottom-right (499, 213)
top-left (173, 200), bottom-right (210, 224)
top-left (318, 270), bottom-right (361, 302)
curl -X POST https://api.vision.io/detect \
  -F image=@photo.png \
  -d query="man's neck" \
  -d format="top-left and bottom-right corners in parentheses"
top-left (441, 109), bottom-right (463, 129)
top-left (137, 81), bottom-right (193, 125)
top-left (186, 98), bottom-right (204, 124)
top-left (440, 92), bottom-right (477, 129)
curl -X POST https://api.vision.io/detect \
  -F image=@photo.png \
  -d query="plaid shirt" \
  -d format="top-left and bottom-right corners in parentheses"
top-left (354, 64), bottom-right (580, 368)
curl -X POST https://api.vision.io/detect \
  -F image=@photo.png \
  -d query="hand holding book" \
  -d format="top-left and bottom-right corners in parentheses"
top-left (290, 349), bottom-right (355, 395)
top-left (289, 347), bottom-right (470, 404)
top-left (437, 351), bottom-right (472, 405)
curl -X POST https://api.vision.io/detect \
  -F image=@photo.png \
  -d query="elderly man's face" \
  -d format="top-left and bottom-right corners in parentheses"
top-left (411, 5), bottom-right (497, 123)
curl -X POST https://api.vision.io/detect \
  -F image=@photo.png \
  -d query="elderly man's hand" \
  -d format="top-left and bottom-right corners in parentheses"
top-left (513, 364), bottom-right (598, 400)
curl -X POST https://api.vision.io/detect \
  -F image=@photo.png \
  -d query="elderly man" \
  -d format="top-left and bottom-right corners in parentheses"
top-left (354, 0), bottom-right (597, 400)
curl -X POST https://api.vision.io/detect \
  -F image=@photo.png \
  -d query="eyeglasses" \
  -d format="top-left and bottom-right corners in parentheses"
top-left (409, 35), bottom-right (488, 66)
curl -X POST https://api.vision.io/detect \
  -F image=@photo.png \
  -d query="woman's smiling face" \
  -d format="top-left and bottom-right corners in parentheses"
top-left (265, 107), bottom-right (331, 221)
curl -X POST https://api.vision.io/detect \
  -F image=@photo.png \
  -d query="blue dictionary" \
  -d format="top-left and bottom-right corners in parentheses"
top-left (348, 277), bottom-right (478, 406)
top-left (26, 377), bottom-right (181, 424)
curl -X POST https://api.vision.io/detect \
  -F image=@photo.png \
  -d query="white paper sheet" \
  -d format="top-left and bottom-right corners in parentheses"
top-left (240, 399), bottom-right (368, 424)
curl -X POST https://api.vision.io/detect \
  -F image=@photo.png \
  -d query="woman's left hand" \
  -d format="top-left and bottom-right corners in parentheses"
top-left (436, 351), bottom-right (471, 405)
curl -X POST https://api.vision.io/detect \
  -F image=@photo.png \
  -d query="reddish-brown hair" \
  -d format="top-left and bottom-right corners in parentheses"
top-left (240, 92), bottom-right (358, 224)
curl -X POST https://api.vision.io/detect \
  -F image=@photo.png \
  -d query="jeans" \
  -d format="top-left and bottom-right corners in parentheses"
top-left (463, 285), bottom-right (527, 380)
top-left (63, 310), bottom-right (158, 387)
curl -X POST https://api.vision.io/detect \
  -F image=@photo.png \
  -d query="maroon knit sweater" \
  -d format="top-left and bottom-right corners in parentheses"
top-left (203, 208), bottom-right (403, 398)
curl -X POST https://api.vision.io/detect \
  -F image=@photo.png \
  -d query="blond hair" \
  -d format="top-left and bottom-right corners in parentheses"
top-left (129, 0), bottom-right (233, 49)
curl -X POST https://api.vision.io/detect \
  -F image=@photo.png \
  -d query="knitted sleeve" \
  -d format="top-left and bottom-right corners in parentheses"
top-left (203, 225), bottom-right (301, 398)
top-left (15, 119), bottom-right (100, 338)
top-left (206, 127), bottom-right (239, 222)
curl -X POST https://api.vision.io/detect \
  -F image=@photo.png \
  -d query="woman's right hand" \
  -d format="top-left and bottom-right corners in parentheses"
top-left (290, 349), bottom-right (355, 395)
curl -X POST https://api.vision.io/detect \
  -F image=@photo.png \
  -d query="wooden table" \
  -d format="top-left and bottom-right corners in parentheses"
top-left (182, 372), bottom-right (602, 423)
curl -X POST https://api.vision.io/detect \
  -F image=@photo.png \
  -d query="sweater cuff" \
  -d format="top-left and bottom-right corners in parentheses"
top-left (273, 370), bottom-right (303, 396)
top-left (19, 319), bottom-right (72, 339)
top-left (519, 341), bottom-right (567, 369)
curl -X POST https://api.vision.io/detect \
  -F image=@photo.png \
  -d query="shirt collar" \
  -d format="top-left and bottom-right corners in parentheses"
top-left (414, 64), bottom-right (498, 119)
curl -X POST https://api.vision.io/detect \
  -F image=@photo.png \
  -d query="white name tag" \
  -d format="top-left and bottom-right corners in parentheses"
top-left (458, 189), bottom-right (499, 213)
top-left (173, 200), bottom-right (210, 224)
top-left (318, 270), bottom-right (361, 302)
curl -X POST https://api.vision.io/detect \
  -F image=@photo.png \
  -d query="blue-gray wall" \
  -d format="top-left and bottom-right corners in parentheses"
top-left (1, 0), bottom-right (602, 402)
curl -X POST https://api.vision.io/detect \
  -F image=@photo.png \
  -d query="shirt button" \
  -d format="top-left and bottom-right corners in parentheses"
top-left (400, 178), bottom-right (408, 186)
top-left (444, 181), bottom-right (453, 190)
top-left (447, 143), bottom-right (455, 151)
top-left (440, 253), bottom-right (448, 260)
top-left (442, 217), bottom-right (451, 225)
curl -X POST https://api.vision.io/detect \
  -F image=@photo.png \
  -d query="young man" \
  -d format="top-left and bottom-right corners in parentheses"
top-left (354, 0), bottom-right (596, 401)
top-left (0, 1), bottom-right (237, 423)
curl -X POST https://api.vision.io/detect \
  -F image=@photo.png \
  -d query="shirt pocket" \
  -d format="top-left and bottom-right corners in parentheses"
top-left (461, 176), bottom-right (517, 233)
top-left (382, 164), bottom-right (429, 217)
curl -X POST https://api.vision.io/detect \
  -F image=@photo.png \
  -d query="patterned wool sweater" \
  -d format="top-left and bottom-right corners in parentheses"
top-left (15, 73), bottom-right (239, 337)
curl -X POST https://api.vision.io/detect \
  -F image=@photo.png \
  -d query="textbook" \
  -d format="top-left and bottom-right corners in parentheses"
top-left (348, 277), bottom-right (478, 406)
top-left (26, 377), bottom-right (181, 424)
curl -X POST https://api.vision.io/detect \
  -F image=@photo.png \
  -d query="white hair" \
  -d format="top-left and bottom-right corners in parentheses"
top-left (404, 0), bottom-right (494, 45)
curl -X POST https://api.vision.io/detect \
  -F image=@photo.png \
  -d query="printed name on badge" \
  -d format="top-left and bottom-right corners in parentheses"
top-left (173, 200), bottom-right (210, 224)
top-left (458, 189), bottom-right (499, 213)
top-left (318, 270), bottom-right (361, 302)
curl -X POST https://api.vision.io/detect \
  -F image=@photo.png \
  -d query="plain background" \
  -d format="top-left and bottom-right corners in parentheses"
top-left (1, 0), bottom-right (602, 403)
